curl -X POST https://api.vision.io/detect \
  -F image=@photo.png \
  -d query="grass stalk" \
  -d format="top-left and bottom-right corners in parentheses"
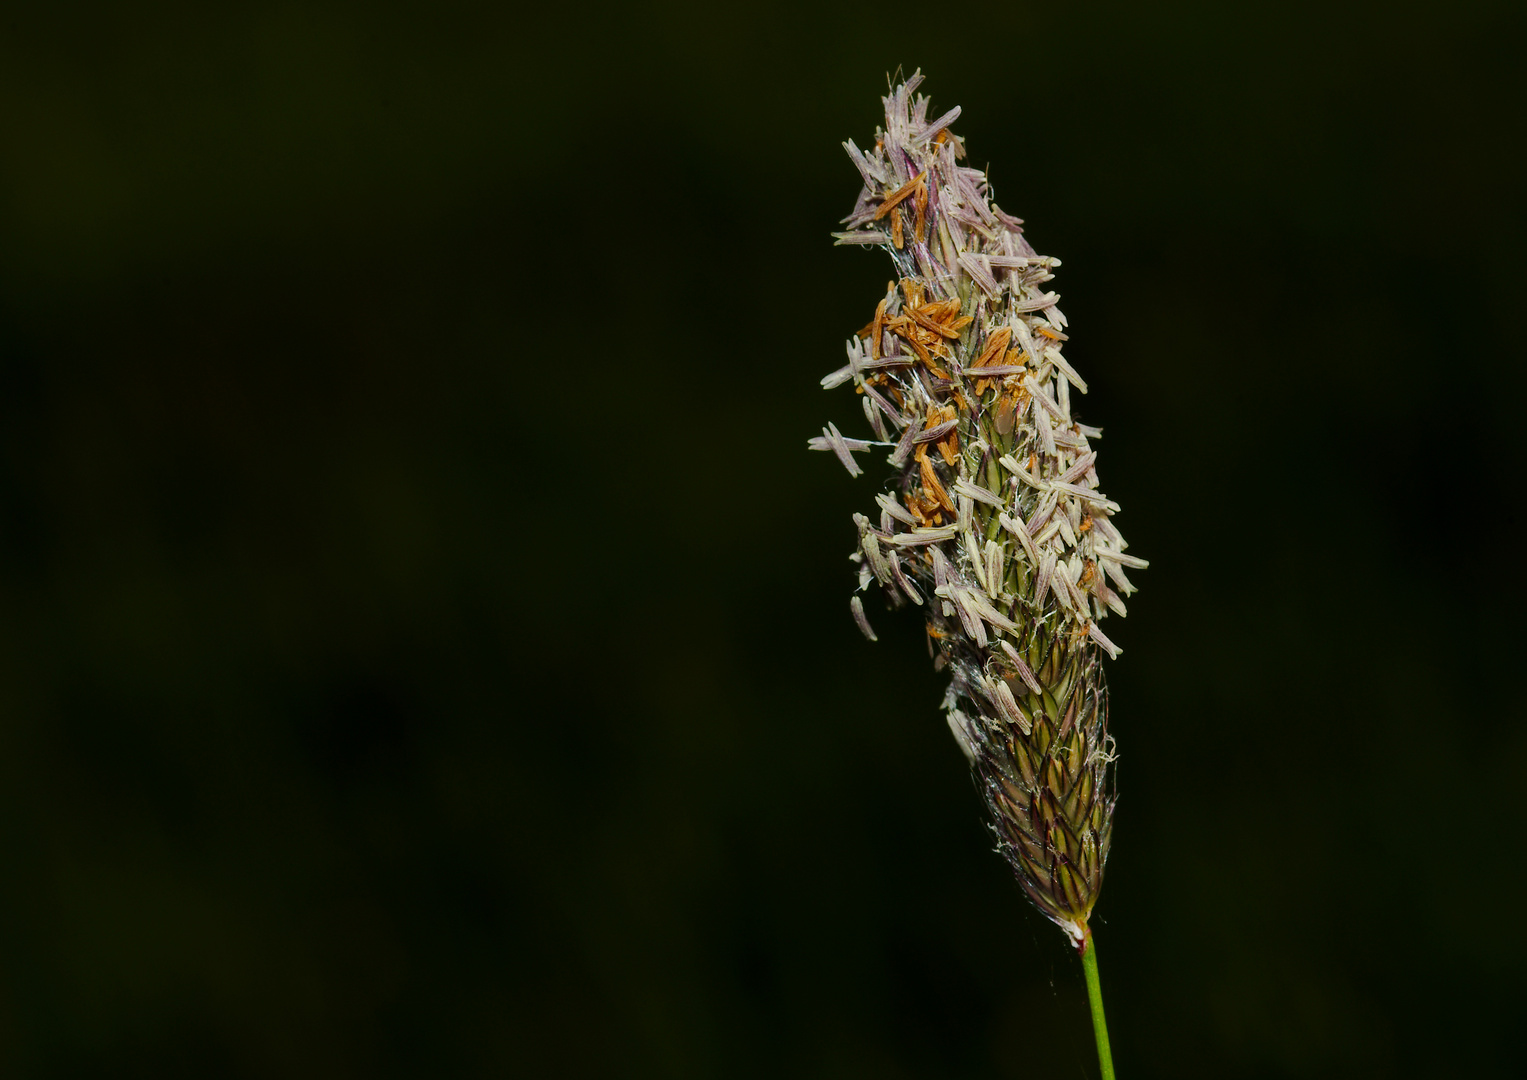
top-left (1081, 931), bottom-right (1116, 1080)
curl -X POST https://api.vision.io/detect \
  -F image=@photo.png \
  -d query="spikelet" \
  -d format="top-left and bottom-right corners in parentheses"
top-left (811, 72), bottom-right (1146, 948)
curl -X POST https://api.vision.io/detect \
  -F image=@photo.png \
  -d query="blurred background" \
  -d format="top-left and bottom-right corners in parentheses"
top-left (2, 1), bottom-right (1524, 1076)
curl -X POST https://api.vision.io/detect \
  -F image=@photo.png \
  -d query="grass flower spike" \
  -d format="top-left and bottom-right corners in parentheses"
top-left (812, 72), bottom-right (1144, 1077)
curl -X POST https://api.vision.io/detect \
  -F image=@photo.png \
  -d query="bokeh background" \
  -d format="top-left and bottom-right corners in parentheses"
top-left (2, 1), bottom-right (1525, 1076)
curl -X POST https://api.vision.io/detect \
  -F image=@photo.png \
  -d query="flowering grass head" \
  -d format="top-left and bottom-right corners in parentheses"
top-left (811, 72), bottom-right (1145, 950)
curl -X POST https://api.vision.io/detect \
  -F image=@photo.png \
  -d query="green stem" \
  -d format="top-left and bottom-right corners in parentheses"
top-left (1080, 932), bottom-right (1116, 1080)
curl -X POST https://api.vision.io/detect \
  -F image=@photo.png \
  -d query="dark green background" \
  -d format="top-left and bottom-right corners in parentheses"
top-left (2, 1), bottom-right (1524, 1076)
